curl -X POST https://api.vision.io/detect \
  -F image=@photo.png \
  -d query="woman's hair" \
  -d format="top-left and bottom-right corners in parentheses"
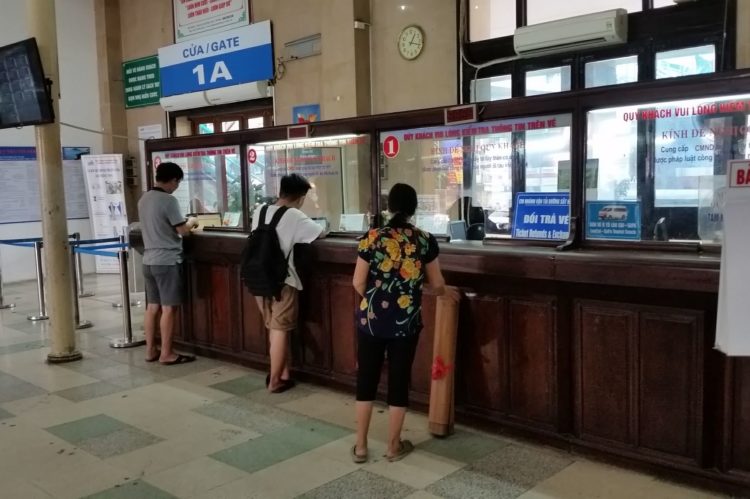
top-left (387, 183), bottom-right (418, 221)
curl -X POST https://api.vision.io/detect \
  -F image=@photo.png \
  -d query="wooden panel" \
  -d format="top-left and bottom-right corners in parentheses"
top-left (731, 359), bottom-right (750, 473)
top-left (411, 294), bottom-right (437, 396)
top-left (189, 262), bottom-right (211, 344)
top-left (299, 275), bottom-right (331, 370)
top-left (638, 311), bottom-right (702, 462)
top-left (208, 265), bottom-right (234, 349)
top-left (575, 303), bottom-right (636, 445)
top-left (330, 277), bottom-right (357, 376)
top-left (241, 287), bottom-right (267, 357)
top-left (459, 294), bottom-right (506, 412)
top-left (509, 298), bottom-right (556, 425)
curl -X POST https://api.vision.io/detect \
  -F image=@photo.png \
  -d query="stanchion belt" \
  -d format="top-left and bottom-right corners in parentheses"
top-left (74, 247), bottom-right (123, 259)
top-left (0, 234), bottom-right (80, 247)
top-left (72, 237), bottom-right (122, 246)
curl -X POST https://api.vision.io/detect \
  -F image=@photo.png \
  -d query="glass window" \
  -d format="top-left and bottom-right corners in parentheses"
top-left (469, 0), bottom-right (516, 42)
top-left (656, 45), bottom-right (716, 79)
top-left (585, 56), bottom-right (638, 88)
top-left (380, 114), bottom-right (572, 241)
top-left (221, 120), bottom-right (240, 132)
top-left (471, 75), bottom-right (512, 102)
top-left (586, 94), bottom-right (750, 243)
top-left (247, 116), bottom-right (264, 129)
top-left (527, 0), bottom-right (640, 25)
top-left (653, 0), bottom-right (677, 7)
top-left (526, 66), bottom-right (571, 96)
top-left (151, 146), bottom-right (242, 227)
top-left (247, 134), bottom-right (371, 233)
top-left (198, 123), bottom-right (214, 134)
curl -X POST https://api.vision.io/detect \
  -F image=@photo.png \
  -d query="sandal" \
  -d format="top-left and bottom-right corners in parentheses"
top-left (145, 350), bottom-right (160, 363)
top-left (267, 375), bottom-right (296, 390)
top-left (351, 445), bottom-right (368, 464)
top-left (160, 354), bottom-right (196, 366)
top-left (270, 379), bottom-right (295, 394)
top-left (385, 440), bottom-right (414, 462)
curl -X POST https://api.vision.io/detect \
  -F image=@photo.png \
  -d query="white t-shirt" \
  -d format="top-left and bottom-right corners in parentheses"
top-left (251, 204), bottom-right (324, 290)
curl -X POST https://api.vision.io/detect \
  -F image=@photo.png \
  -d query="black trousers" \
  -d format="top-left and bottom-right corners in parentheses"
top-left (356, 332), bottom-right (420, 407)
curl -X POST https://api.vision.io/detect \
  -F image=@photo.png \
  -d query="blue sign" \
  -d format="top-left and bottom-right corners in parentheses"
top-left (0, 147), bottom-right (37, 161)
top-left (586, 201), bottom-right (641, 240)
top-left (292, 104), bottom-right (321, 124)
top-left (158, 21), bottom-right (273, 97)
top-left (512, 193), bottom-right (570, 240)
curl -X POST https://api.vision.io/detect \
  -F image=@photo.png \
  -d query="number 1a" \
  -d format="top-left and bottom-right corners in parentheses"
top-left (192, 61), bottom-right (233, 85)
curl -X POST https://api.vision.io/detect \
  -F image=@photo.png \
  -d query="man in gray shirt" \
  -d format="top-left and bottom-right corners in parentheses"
top-left (138, 162), bottom-right (198, 365)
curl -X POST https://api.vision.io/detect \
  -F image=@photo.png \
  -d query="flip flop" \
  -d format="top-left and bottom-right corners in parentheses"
top-left (160, 354), bottom-right (196, 366)
top-left (351, 445), bottom-right (368, 464)
top-left (145, 350), bottom-right (160, 363)
top-left (267, 375), bottom-right (295, 389)
top-left (385, 440), bottom-right (414, 462)
top-left (265, 374), bottom-right (270, 388)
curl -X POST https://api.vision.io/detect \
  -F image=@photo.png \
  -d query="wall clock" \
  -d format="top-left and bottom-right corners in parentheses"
top-left (398, 25), bottom-right (424, 60)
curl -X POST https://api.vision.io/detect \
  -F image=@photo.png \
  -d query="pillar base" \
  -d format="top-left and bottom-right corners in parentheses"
top-left (75, 320), bottom-right (93, 330)
top-left (47, 350), bottom-right (83, 364)
top-left (110, 334), bottom-right (146, 349)
top-left (28, 314), bottom-right (49, 321)
top-left (0, 303), bottom-right (16, 309)
top-left (78, 292), bottom-right (95, 298)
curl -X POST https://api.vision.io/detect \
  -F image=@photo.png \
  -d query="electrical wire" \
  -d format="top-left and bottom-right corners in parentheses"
top-left (60, 121), bottom-right (146, 142)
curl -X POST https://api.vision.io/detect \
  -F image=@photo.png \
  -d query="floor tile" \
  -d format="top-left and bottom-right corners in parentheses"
top-left (0, 371), bottom-right (47, 403)
top-left (195, 396), bottom-right (303, 434)
top-left (209, 373), bottom-right (266, 396)
top-left (45, 414), bottom-right (127, 444)
top-left (0, 478), bottom-right (55, 498)
top-left (146, 456), bottom-right (249, 498)
top-left (176, 364), bottom-right (255, 387)
top-left (417, 429), bottom-right (509, 463)
top-left (0, 339), bottom-right (45, 355)
top-left (0, 405), bottom-right (14, 420)
top-left (469, 444), bottom-right (573, 490)
top-left (55, 380), bottom-right (126, 402)
top-left (428, 468), bottom-right (525, 499)
top-left (404, 492), bottom-right (445, 499)
top-left (298, 469), bottom-right (415, 499)
top-left (82, 480), bottom-right (178, 499)
top-left (75, 426), bottom-right (163, 459)
top-left (364, 449), bottom-right (465, 489)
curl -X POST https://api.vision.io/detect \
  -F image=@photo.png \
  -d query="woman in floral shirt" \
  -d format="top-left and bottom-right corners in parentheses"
top-left (351, 183), bottom-right (450, 463)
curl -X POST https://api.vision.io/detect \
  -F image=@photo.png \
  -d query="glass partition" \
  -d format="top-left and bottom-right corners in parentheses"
top-left (587, 93), bottom-right (750, 243)
top-left (246, 134), bottom-right (371, 233)
top-left (380, 113), bottom-right (572, 241)
top-left (151, 145), bottom-right (242, 228)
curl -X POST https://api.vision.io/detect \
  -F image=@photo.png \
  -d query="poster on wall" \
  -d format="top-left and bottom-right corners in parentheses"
top-left (138, 124), bottom-right (163, 191)
top-left (292, 104), bottom-right (320, 123)
top-left (0, 147), bottom-right (89, 224)
top-left (173, 0), bottom-right (250, 43)
top-left (81, 154), bottom-right (129, 273)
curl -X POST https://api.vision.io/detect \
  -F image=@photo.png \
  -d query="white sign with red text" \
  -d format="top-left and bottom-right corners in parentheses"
top-left (174, 0), bottom-right (250, 43)
top-left (715, 160), bottom-right (750, 356)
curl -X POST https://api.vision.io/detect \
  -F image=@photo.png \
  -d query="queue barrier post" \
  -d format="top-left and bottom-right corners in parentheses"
top-left (74, 233), bottom-right (94, 298)
top-left (27, 241), bottom-right (48, 321)
top-left (0, 245), bottom-right (15, 310)
top-left (69, 245), bottom-right (92, 330)
top-left (110, 248), bottom-right (145, 349)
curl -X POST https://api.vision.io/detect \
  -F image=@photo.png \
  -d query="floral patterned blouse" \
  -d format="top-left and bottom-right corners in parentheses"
top-left (356, 221), bottom-right (439, 338)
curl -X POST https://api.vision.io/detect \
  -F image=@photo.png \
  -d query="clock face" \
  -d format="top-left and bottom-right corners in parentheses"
top-left (398, 25), bottom-right (424, 60)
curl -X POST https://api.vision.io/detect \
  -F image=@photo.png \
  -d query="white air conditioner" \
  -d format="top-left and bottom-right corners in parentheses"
top-left (206, 81), bottom-right (269, 105)
top-left (159, 81), bottom-right (271, 111)
top-left (513, 9), bottom-right (627, 58)
top-left (159, 92), bottom-right (211, 112)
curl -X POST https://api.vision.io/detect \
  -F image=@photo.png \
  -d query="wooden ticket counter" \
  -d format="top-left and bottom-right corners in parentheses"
top-left (130, 230), bottom-right (748, 492)
top-left (140, 72), bottom-right (750, 492)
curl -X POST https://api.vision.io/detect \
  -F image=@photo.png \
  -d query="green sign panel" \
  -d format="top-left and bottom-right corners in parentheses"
top-left (122, 55), bottom-right (160, 108)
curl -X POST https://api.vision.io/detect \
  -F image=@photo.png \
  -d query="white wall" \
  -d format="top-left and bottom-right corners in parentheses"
top-left (0, 0), bottom-right (102, 282)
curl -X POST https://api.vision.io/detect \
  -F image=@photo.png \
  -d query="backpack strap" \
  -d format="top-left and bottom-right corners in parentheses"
top-left (268, 206), bottom-right (289, 229)
top-left (258, 205), bottom-right (270, 228)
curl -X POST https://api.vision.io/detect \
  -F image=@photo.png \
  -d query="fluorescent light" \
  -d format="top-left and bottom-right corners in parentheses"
top-left (254, 134), bottom-right (362, 147)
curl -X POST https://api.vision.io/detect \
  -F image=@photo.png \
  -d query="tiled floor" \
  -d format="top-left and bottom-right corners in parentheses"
top-left (0, 276), bottom-right (736, 498)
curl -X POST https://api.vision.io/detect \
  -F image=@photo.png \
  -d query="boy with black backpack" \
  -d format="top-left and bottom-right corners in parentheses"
top-left (243, 174), bottom-right (325, 393)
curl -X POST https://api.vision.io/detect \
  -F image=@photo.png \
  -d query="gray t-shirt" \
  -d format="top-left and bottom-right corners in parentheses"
top-left (138, 188), bottom-right (186, 265)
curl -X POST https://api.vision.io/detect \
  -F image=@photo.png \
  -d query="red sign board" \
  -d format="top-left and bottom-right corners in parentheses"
top-left (383, 135), bottom-right (400, 159)
top-left (444, 104), bottom-right (477, 125)
top-left (247, 148), bottom-right (257, 164)
top-left (288, 124), bottom-right (309, 140)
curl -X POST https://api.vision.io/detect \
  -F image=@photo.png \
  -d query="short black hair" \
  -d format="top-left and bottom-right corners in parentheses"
top-left (279, 173), bottom-right (312, 200)
top-left (155, 162), bottom-right (184, 183)
top-left (388, 183), bottom-right (418, 217)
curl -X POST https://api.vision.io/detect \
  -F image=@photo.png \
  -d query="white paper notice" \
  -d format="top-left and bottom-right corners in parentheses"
top-left (715, 160), bottom-right (750, 356)
top-left (138, 124), bottom-right (163, 191)
top-left (81, 154), bottom-right (129, 273)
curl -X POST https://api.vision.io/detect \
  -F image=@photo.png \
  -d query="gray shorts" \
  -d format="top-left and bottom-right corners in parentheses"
top-left (143, 264), bottom-right (183, 306)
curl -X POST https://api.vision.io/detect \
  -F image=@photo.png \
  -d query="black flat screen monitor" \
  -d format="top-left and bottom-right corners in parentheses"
top-left (0, 38), bottom-right (54, 129)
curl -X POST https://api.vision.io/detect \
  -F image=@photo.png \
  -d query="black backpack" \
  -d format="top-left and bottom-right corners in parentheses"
top-left (241, 205), bottom-right (289, 299)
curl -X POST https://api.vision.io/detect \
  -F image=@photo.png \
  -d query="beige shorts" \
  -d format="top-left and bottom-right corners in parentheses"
top-left (256, 285), bottom-right (299, 331)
